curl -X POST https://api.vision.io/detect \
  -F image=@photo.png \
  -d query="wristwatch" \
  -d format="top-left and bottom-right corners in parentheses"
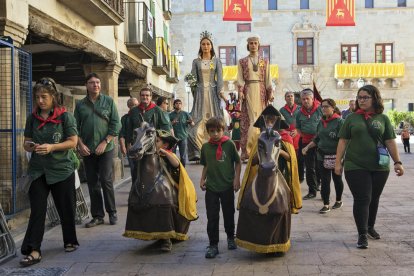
top-left (394, 161), bottom-right (402, 165)
top-left (104, 138), bottom-right (110, 144)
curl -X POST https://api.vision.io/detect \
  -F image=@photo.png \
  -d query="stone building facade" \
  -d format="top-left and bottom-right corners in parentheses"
top-left (170, 0), bottom-right (414, 112)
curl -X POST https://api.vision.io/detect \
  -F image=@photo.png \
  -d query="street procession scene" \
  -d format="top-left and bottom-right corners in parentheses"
top-left (1, 0), bottom-right (414, 275)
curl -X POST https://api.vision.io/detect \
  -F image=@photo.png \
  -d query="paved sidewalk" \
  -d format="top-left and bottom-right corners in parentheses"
top-left (2, 142), bottom-right (414, 275)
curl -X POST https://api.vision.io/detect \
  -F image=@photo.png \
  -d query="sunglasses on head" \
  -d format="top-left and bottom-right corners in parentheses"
top-left (36, 79), bottom-right (57, 91)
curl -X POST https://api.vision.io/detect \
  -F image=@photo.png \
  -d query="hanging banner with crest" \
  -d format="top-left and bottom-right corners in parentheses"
top-left (223, 0), bottom-right (252, 21)
top-left (326, 0), bottom-right (355, 26)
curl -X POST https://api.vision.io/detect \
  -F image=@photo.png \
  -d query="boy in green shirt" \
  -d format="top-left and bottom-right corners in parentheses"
top-left (200, 117), bottom-right (241, 259)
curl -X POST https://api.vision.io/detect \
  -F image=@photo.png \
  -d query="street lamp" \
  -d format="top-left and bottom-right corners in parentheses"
top-left (185, 83), bottom-right (191, 112)
top-left (175, 50), bottom-right (184, 63)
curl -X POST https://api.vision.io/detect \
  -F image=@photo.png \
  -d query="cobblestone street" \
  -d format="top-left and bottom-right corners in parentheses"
top-left (3, 142), bottom-right (414, 275)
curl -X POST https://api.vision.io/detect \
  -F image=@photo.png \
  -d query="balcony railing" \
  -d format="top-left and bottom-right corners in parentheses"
top-left (124, 1), bottom-right (156, 59)
top-left (58, 0), bottom-right (124, 25)
top-left (153, 37), bottom-right (169, 75)
top-left (334, 63), bottom-right (405, 89)
top-left (167, 55), bottom-right (179, 83)
top-left (162, 0), bottom-right (172, 20)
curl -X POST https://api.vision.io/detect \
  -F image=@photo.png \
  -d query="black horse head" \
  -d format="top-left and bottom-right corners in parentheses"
top-left (128, 122), bottom-right (156, 160)
top-left (257, 128), bottom-right (281, 173)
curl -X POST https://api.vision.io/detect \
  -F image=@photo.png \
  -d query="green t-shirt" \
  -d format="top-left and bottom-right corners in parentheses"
top-left (119, 113), bottom-right (129, 138)
top-left (24, 111), bottom-right (78, 184)
top-left (279, 104), bottom-right (301, 127)
top-left (313, 117), bottom-right (343, 161)
top-left (127, 105), bottom-right (170, 144)
top-left (74, 94), bottom-right (120, 153)
top-left (200, 140), bottom-right (240, 192)
top-left (169, 110), bottom-right (192, 140)
top-left (296, 106), bottom-right (323, 135)
top-left (339, 113), bottom-right (396, 171)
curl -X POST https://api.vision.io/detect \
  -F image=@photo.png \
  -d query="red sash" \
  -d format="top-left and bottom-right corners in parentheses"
top-left (32, 107), bottom-right (66, 129)
top-left (321, 113), bottom-right (341, 128)
top-left (283, 104), bottom-right (298, 117)
top-left (208, 136), bottom-right (230, 160)
top-left (355, 109), bottom-right (375, 120)
top-left (138, 102), bottom-right (156, 112)
top-left (300, 101), bottom-right (320, 119)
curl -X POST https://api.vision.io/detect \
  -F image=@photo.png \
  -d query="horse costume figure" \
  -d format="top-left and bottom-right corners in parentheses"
top-left (123, 123), bottom-right (197, 243)
top-left (236, 105), bottom-right (298, 254)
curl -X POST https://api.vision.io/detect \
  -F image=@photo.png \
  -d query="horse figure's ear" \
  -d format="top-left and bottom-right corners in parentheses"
top-left (140, 121), bottom-right (149, 129)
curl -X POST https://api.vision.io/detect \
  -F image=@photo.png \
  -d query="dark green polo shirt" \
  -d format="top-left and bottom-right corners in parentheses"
top-left (200, 140), bottom-right (240, 192)
top-left (296, 107), bottom-right (323, 135)
top-left (119, 113), bottom-right (130, 139)
top-left (313, 117), bottom-right (343, 161)
top-left (169, 110), bottom-right (192, 140)
top-left (74, 94), bottom-right (120, 153)
top-left (24, 111), bottom-right (78, 184)
top-left (280, 105), bottom-right (301, 127)
top-left (127, 105), bottom-right (170, 144)
top-left (339, 113), bottom-right (395, 171)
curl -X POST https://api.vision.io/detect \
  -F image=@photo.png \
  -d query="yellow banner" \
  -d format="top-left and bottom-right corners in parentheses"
top-left (223, 65), bottom-right (279, 81)
top-left (335, 63), bottom-right (405, 79)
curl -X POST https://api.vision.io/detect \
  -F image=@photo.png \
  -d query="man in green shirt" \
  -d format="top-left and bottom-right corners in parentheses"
top-left (169, 99), bottom-right (194, 167)
top-left (296, 89), bottom-right (323, 200)
top-left (119, 97), bottom-right (138, 170)
top-left (127, 87), bottom-right (170, 183)
top-left (74, 73), bottom-right (121, 228)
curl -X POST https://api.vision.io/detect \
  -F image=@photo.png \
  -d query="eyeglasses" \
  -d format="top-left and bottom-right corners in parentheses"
top-left (321, 105), bottom-right (332, 109)
top-left (357, 96), bottom-right (372, 101)
top-left (36, 79), bottom-right (57, 91)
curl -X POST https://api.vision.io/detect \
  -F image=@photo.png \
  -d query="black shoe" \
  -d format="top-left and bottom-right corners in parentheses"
top-left (227, 239), bottom-right (237, 250)
top-left (357, 234), bottom-right (368, 249)
top-left (205, 245), bottom-right (219, 258)
top-left (303, 193), bottom-right (316, 200)
top-left (109, 213), bottom-right (118, 225)
top-left (85, 218), bottom-right (104, 228)
top-left (319, 206), bottom-right (331, 214)
top-left (160, 239), bottom-right (172, 252)
top-left (367, 227), bottom-right (381, 240)
top-left (332, 201), bottom-right (343, 209)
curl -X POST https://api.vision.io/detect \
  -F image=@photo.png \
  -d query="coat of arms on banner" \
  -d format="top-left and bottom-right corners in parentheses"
top-left (326, 0), bottom-right (355, 26)
top-left (223, 0), bottom-right (252, 21)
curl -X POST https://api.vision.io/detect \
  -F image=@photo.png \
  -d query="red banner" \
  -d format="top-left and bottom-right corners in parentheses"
top-left (326, 0), bottom-right (355, 26)
top-left (223, 0), bottom-right (252, 21)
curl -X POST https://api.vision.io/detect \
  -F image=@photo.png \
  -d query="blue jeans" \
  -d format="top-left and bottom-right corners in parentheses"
top-left (174, 138), bottom-right (188, 167)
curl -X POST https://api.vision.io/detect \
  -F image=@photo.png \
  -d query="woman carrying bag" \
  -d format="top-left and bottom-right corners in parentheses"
top-left (335, 85), bottom-right (404, 249)
top-left (302, 99), bottom-right (344, 214)
top-left (20, 77), bottom-right (79, 266)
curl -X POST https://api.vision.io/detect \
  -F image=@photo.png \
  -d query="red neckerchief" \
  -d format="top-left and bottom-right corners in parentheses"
top-left (279, 130), bottom-right (293, 145)
top-left (300, 101), bottom-right (320, 119)
top-left (355, 109), bottom-right (375, 120)
top-left (208, 136), bottom-right (230, 160)
top-left (32, 107), bottom-right (66, 129)
top-left (283, 104), bottom-right (298, 117)
top-left (321, 113), bottom-right (341, 128)
top-left (138, 102), bottom-right (156, 112)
